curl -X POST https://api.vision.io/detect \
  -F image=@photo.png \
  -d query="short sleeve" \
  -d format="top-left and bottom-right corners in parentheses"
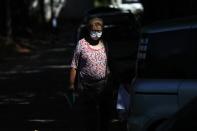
top-left (70, 41), bottom-right (81, 69)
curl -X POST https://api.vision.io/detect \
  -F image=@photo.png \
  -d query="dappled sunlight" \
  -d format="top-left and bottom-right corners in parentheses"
top-left (110, 0), bottom-right (144, 16)
top-left (31, 0), bottom-right (39, 9)
top-left (30, 0), bottom-right (67, 24)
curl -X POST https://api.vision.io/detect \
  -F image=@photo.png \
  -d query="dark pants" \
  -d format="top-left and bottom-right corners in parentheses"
top-left (71, 79), bottom-right (114, 131)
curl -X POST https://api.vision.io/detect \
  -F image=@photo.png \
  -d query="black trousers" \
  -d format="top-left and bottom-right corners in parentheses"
top-left (70, 80), bottom-right (114, 131)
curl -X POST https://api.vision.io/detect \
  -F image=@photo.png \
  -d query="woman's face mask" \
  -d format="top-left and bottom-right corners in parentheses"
top-left (90, 31), bottom-right (102, 40)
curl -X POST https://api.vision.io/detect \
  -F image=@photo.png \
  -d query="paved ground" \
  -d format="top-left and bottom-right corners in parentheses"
top-left (0, 21), bottom-right (79, 130)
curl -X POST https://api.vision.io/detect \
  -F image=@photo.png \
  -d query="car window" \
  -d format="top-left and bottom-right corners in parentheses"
top-left (100, 13), bottom-right (134, 25)
top-left (190, 27), bottom-right (197, 76)
top-left (138, 28), bottom-right (197, 78)
top-left (103, 25), bottom-right (133, 41)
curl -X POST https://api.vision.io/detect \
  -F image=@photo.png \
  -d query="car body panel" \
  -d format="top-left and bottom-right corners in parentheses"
top-left (179, 81), bottom-right (197, 108)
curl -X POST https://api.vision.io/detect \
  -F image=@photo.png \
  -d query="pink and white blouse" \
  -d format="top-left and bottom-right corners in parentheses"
top-left (71, 38), bottom-right (107, 81)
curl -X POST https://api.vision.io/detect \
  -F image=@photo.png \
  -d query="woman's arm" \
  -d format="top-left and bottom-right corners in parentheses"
top-left (69, 67), bottom-right (77, 91)
top-left (69, 40), bottom-right (81, 91)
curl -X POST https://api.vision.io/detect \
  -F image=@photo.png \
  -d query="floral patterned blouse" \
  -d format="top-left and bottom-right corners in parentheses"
top-left (71, 38), bottom-right (107, 81)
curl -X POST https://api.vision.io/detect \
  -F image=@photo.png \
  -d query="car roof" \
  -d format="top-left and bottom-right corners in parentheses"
top-left (84, 6), bottom-right (131, 15)
top-left (81, 6), bottom-right (134, 24)
top-left (142, 15), bottom-right (197, 34)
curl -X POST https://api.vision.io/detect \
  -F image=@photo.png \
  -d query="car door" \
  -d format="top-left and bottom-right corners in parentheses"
top-left (178, 24), bottom-right (197, 108)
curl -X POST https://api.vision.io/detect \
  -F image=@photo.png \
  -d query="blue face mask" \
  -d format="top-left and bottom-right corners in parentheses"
top-left (90, 31), bottom-right (102, 40)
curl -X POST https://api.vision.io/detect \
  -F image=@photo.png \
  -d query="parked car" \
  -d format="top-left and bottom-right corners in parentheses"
top-left (76, 6), bottom-right (140, 78)
top-left (127, 16), bottom-right (197, 131)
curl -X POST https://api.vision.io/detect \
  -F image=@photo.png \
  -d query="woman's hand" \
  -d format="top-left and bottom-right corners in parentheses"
top-left (68, 84), bottom-right (75, 92)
